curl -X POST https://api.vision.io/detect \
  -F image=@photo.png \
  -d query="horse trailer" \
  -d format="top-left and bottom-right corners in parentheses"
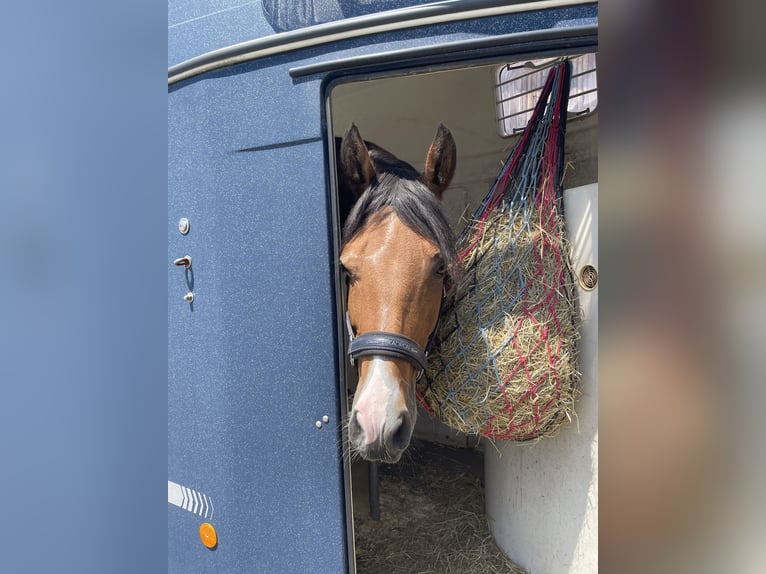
top-left (169, 1), bottom-right (598, 572)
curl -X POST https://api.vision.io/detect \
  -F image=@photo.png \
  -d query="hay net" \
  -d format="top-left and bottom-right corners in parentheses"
top-left (418, 60), bottom-right (581, 440)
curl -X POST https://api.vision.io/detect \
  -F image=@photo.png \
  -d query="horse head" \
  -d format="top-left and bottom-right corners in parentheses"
top-left (338, 123), bottom-right (456, 463)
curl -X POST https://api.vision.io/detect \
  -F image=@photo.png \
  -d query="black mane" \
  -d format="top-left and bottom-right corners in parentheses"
top-left (341, 147), bottom-right (457, 275)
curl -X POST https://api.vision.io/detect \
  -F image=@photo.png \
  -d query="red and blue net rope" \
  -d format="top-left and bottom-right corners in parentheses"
top-left (420, 61), bottom-right (573, 439)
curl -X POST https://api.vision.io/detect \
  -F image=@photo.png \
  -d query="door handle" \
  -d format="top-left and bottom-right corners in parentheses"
top-left (173, 255), bottom-right (192, 269)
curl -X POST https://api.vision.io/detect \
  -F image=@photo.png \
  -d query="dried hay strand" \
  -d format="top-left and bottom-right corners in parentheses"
top-left (353, 440), bottom-right (526, 574)
top-left (419, 203), bottom-right (581, 440)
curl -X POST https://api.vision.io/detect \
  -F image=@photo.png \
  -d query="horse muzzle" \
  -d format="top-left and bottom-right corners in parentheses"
top-left (349, 408), bottom-right (413, 463)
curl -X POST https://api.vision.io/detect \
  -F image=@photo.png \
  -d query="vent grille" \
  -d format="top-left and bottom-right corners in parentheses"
top-left (578, 264), bottom-right (598, 291)
top-left (496, 53), bottom-right (597, 136)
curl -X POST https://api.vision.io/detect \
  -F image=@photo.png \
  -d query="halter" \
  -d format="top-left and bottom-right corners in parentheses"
top-left (346, 287), bottom-right (445, 382)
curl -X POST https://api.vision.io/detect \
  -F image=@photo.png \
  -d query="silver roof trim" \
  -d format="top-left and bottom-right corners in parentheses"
top-left (169, 0), bottom-right (597, 85)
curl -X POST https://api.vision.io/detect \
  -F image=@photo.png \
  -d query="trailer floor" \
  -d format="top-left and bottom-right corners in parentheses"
top-left (352, 439), bottom-right (526, 574)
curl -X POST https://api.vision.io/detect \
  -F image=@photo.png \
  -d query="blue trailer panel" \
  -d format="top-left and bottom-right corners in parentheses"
top-left (168, 95), bottom-right (346, 570)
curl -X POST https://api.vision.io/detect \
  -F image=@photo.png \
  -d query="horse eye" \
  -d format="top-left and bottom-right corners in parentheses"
top-left (340, 264), bottom-right (357, 284)
top-left (434, 264), bottom-right (447, 278)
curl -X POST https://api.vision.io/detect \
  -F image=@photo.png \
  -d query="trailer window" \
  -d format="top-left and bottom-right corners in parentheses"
top-left (496, 53), bottom-right (597, 136)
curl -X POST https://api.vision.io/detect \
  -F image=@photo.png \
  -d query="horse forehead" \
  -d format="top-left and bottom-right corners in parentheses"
top-left (343, 211), bottom-right (438, 265)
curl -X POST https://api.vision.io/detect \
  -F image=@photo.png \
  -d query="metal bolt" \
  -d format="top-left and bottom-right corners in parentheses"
top-left (315, 421), bottom-right (323, 429)
top-left (178, 218), bottom-right (190, 235)
top-left (183, 292), bottom-right (194, 303)
top-left (322, 415), bottom-right (329, 423)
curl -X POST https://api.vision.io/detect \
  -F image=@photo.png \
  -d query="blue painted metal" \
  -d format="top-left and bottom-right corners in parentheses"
top-left (169, 1), bottom-right (598, 70)
top-left (169, 2), bottom-right (597, 572)
top-left (169, 0), bottom-right (436, 67)
top-left (168, 94), bottom-right (345, 569)
top-left (169, 0), bottom-right (274, 68)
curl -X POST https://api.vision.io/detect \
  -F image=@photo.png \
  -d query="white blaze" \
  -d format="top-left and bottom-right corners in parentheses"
top-left (353, 357), bottom-right (399, 445)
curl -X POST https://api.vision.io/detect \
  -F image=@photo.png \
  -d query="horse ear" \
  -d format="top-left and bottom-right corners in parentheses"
top-left (423, 123), bottom-right (456, 199)
top-left (339, 123), bottom-right (376, 198)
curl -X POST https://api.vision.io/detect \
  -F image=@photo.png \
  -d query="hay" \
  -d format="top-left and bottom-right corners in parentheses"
top-left (418, 61), bottom-right (580, 440)
top-left (420, 204), bottom-right (581, 440)
top-left (353, 440), bottom-right (526, 574)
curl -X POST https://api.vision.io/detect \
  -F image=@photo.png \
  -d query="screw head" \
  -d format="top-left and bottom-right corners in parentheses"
top-left (183, 292), bottom-right (194, 303)
top-left (315, 421), bottom-right (323, 429)
top-left (322, 415), bottom-right (329, 423)
top-left (178, 218), bottom-right (190, 235)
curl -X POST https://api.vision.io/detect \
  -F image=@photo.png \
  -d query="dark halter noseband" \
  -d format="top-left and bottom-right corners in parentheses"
top-left (346, 288), bottom-right (444, 381)
top-left (348, 329), bottom-right (429, 372)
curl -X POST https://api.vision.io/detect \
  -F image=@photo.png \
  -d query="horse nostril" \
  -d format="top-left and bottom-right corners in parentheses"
top-left (349, 411), bottom-right (364, 443)
top-left (387, 413), bottom-right (412, 452)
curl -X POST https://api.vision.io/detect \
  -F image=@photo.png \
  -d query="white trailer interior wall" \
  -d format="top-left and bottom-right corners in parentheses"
top-left (484, 182), bottom-right (598, 574)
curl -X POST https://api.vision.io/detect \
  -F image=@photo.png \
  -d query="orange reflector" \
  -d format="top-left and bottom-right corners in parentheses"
top-left (199, 522), bottom-right (217, 549)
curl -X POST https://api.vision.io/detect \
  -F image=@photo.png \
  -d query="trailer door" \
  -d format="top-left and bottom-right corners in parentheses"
top-left (168, 71), bottom-right (348, 573)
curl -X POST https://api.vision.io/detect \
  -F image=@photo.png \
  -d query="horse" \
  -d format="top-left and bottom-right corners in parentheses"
top-left (337, 123), bottom-right (457, 463)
